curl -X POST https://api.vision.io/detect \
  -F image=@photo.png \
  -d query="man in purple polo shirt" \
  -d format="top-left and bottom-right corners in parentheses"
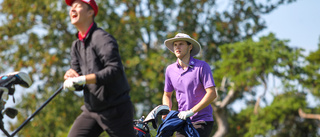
top-left (162, 33), bottom-right (217, 137)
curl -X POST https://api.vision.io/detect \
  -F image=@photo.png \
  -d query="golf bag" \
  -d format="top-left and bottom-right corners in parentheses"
top-left (0, 72), bottom-right (32, 136)
top-left (134, 116), bottom-right (151, 137)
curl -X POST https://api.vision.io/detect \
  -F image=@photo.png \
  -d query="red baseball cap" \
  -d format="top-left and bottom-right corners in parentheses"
top-left (65, 0), bottom-right (98, 16)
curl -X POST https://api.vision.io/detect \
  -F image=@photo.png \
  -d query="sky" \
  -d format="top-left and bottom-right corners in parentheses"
top-left (2, 0), bottom-right (320, 135)
top-left (257, 0), bottom-right (320, 54)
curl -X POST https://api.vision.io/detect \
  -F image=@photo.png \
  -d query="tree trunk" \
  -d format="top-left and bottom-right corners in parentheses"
top-left (211, 86), bottom-right (236, 137)
top-left (212, 106), bottom-right (228, 137)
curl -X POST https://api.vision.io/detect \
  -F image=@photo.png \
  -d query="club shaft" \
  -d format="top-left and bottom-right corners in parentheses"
top-left (1, 127), bottom-right (11, 137)
top-left (10, 85), bottom-right (63, 137)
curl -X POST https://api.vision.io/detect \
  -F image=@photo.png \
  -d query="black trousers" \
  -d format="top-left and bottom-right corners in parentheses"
top-left (176, 121), bottom-right (214, 137)
top-left (68, 100), bottom-right (135, 137)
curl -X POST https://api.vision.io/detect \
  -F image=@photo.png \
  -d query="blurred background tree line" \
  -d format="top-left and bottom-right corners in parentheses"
top-left (0, 0), bottom-right (319, 136)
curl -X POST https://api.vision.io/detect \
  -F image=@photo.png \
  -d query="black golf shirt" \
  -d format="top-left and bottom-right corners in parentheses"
top-left (70, 22), bottom-right (131, 112)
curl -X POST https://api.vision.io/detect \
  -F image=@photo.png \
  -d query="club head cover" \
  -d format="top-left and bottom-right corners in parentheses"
top-left (144, 105), bottom-right (170, 129)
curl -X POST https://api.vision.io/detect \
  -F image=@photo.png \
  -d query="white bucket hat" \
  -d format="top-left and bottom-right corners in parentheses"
top-left (164, 33), bottom-right (201, 57)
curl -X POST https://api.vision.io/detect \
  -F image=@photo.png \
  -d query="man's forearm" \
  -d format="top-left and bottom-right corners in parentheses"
top-left (191, 87), bottom-right (217, 113)
top-left (85, 73), bottom-right (96, 84)
top-left (162, 92), bottom-right (173, 110)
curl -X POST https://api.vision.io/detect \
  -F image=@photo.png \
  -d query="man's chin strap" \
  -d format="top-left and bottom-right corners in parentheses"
top-left (178, 58), bottom-right (193, 69)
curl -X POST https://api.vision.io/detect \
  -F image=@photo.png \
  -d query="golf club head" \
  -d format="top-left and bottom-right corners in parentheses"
top-left (4, 107), bottom-right (18, 119)
top-left (7, 72), bottom-right (32, 88)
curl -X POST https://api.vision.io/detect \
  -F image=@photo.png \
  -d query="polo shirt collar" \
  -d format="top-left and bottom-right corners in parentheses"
top-left (76, 22), bottom-right (97, 42)
top-left (176, 57), bottom-right (196, 68)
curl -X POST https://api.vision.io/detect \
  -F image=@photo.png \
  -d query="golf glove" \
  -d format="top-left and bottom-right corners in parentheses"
top-left (178, 110), bottom-right (194, 120)
top-left (63, 76), bottom-right (86, 91)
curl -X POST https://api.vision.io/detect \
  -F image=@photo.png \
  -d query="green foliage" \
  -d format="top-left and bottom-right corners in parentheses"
top-left (213, 33), bottom-right (316, 136)
top-left (247, 91), bottom-right (305, 136)
top-left (229, 87), bottom-right (318, 137)
top-left (300, 41), bottom-right (320, 97)
top-left (0, 0), bottom-right (310, 136)
top-left (214, 33), bottom-right (303, 98)
top-left (0, 0), bottom-right (79, 136)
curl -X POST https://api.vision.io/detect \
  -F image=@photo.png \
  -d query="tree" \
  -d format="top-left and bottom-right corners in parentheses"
top-left (0, 0), bottom-right (81, 136)
top-left (228, 86), bottom-right (318, 137)
top-left (0, 0), bottom-right (299, 136)
top-left (96, 0), bottom-right (298, 115)
top-left (212, 33), bottom-right (304, 136)
top-left (224, 35), bottom-right (320, 137)
top-left (295, 39), bottom-right (320, 135)
top-left (300, 40), bottom-right (320, 97)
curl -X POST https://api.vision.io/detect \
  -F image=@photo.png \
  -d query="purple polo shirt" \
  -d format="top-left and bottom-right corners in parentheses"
top-left (164, 57), bottom-right (215, 122)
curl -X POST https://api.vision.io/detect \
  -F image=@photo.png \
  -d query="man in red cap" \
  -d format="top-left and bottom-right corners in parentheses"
top-left (63, 0), bottom-right (135, 136)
